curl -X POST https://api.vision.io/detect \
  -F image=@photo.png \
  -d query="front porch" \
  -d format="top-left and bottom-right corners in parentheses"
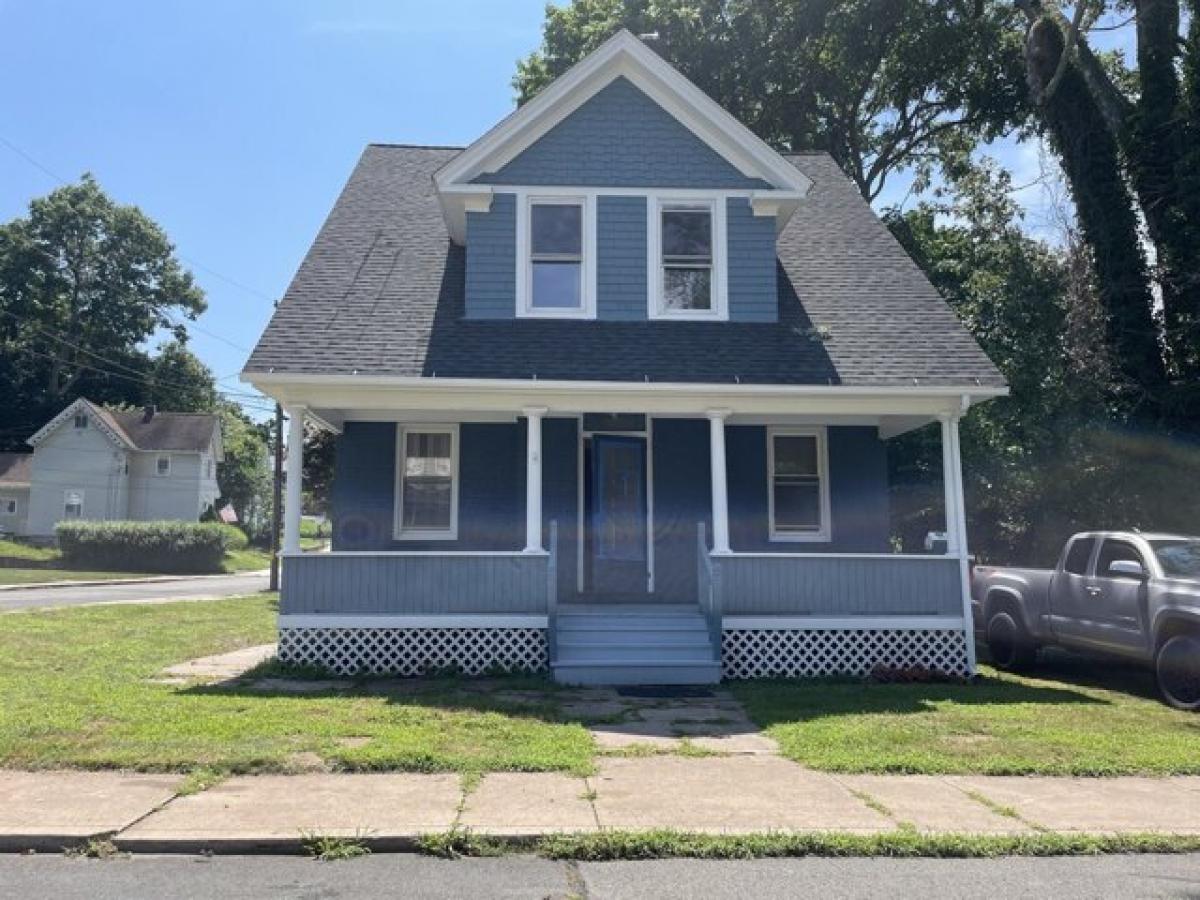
top-left (270, 381), bottom-right (981, 684)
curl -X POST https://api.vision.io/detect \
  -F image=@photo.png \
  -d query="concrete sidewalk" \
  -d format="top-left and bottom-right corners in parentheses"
top-left (4, 764), bottom-right (1200, 853)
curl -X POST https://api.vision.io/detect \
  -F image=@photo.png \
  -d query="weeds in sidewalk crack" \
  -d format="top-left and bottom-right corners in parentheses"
top-left (63, 837), bottom-right (125, 860)
top-left (300, 829), bottom-right (373, 861)
top-left (417, 825), bottom-right (508, 858)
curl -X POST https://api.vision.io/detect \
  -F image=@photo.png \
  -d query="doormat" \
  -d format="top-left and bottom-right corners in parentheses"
top-left (615, 686), bottom-right (715, 699)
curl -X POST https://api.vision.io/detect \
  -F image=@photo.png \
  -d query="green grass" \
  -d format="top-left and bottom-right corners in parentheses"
top-left (0, 594), bottom-right (593, 777)
top-left (0, 568), bottom-right (153, 585)
top-left (0, 539), bottom-right (59, 562)
top-left (221, 548), bottom-right (273, 573)
top-left (733, 654), bottom-right (1200, 775)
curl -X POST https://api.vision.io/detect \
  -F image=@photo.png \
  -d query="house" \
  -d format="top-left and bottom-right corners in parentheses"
top-left (0, 453), bottom-right (33, 536)
top-left (243, 31), bottom-right (1006, 684)
top-left (21, 398), bottom-right (223, 538)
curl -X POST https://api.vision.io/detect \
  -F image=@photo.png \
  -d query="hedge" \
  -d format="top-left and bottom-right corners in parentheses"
top-left (56, 521), bottom-right (232, 574)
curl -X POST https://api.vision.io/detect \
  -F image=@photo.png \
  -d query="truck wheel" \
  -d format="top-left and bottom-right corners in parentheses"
top-left (1155, 635), bottom-right (1200, 711)
top-left (986, 610), bottom-right (1036, 671)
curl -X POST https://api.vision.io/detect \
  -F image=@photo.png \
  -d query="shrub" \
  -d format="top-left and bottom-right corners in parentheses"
top-left (56, 521), bottom-right (231, 574)
top-left (218, 523), bottom-right (249, 551)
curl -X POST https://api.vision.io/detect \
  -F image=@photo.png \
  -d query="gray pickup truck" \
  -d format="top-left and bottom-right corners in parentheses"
top-left (971, 531), bottom-right (1200, 710)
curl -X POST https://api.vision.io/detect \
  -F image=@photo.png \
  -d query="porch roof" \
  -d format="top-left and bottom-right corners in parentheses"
top-left (244, 145), bottom-right (1005, 391)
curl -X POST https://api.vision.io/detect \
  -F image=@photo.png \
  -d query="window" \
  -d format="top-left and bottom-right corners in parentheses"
top-left (519, 196), bottom-right (593, 317)
top-left (1063, 537), bottom-right (1095, 576)
top-left (156, 455), bottom-right (171, 477)
top-left (1151, 539), bottom-right (1200, 578)
top-left (394, 425), bottom-right (458, 539)
top-left (649, 197), bottom-right (726, 319)
top-left (63, 490), bottom-right (84, 519)
top-left (0, 496), bottom-right (16, 516)
top-left (73, 413), bottom-right (88, 429)
top-left (205, 459), bottom-right (213, 479)
top-left (768, 428), bottom-right (830, 541)
top-left (1096, 539), bottom-right (1145, 579)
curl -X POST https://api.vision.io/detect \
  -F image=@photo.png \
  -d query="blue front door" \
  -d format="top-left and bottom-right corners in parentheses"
top-left (589, 435), bottom-right (648, 596)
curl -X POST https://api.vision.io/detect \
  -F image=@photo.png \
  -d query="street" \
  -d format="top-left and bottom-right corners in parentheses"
top-left (0, 853), bottom-right (1197, 899)
top-left (0, 572), bottom-right (270, 612)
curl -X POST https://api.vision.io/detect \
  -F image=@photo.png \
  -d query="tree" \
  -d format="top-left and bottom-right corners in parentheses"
top-left (302, 426), bottom-right (337, 517)
top-left (0, 175), bottom-right (205, 447)
top-left (515, 0), bottom-right (1028, 202)
top-left (146, 340), bottom-right (219, 413)
top-left (216, 402), bottom-right (272, 539)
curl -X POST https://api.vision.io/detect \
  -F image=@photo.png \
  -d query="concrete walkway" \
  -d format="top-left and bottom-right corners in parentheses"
top-left (3, 766), bottom-right (1200, 853)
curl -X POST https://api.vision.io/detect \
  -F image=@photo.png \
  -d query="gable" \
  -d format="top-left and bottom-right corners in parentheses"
top-left (473, 77), bottom-right (770, 190)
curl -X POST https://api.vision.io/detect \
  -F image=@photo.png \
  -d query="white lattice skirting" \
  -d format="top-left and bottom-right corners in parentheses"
top-left (278, 627), bottom-right (548, 677)
top-left (722, 628), bottom-right (970, 679)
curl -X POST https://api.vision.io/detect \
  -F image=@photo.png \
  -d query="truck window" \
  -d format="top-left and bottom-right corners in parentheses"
top-left (1063, 538), bottom-right (1095, 575)
top-left (1096, 540), bottom-right (1144, 578)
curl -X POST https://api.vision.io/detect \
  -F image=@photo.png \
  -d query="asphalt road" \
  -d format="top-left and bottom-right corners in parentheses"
top-left (0, 853), bottom-right (1197, 899)
top-left (0, 572), bottom-right (270, 612)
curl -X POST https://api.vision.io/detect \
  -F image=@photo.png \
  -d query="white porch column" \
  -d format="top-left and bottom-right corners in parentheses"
top-left (939, 415), bottom-right (961, 555)
top-left (283, 405), bottom-right (305, 555)
top-left (942, 412), bottom-right (977, 673)
top-left (707, 409), bottom-right (732, 555)
top-left (523, 407), bottom-right (547, 553)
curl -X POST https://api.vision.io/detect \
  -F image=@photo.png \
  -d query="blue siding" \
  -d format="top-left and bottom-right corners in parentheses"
top-left (597, 195), bottom-right (648, 320)
top-left (726, 198), bottom-right (777, 322)
top-left (465, 192), bottom-right (516, 319)
top-left (726, 426), bottom-right (890, 552)
top-left (475, 78), bottom-right (770, 189)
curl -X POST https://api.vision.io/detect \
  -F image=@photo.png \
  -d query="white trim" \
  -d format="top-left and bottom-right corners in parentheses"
top-left (155, 454), bottom-right (172, 477)
top-left (767, 426), bottom-right (831, 543)
top-left (647, 195), bottom-right (728, 321)
top-left (394, 423), bottom-right (460, 541)
top-left (279, 614), bottom-right (548, 629)
top-left (26, 398), bottom-right (135, 451)
top-left (0, 495), bottom-right (18, 516)
top-left (63, 488), bottom-right (85, 519)
top-left (283, 406), bottom-right (306, 554)
top-left (516, 193), bottom-right (597, 319)
top-left (723, 616), bottom-right (966, 631)
top-left (433, 30), bottom-right (810, 193)
top-left (283, 550), bottom-right (545, 558)
top-left (707, 409), bottom-right (732, 554)
top-left (645, 416), bottom-right (655, 593)
top-left (718, 551), bottom-right (954, 561)
top-left (576, 413), bottom-right (585, 594)
top-left (523, 408), bottom-right (545, 553)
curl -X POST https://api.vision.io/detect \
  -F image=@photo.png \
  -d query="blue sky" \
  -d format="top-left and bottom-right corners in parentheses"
top-left (0, 2), bottom-right (1135, 421)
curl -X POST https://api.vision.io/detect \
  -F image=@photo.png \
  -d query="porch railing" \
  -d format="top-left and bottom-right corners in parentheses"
top-left (279, 550), bottom-right (551, 616)
top-left (696, 522), bottom-right (722, 659)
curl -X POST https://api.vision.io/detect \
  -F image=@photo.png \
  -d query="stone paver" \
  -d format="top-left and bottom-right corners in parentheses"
top-left (946, 776), bottom-right (1200, 833)
top-left (836, 775), bottom-right (1032, 834)
top-left (459, 773), bottom-right (598, 835)
top-left (157, 643), bottom-right (276, 684)
top-left (120, 774), bottom-right (461, 844)
top-left (0, 771), bottom-right (183, 840)
top-left (592, 756), bottom-right (890, 833)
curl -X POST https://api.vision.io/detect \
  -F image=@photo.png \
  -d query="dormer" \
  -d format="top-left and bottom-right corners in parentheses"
top-left (434, 30), bottom-right (810, 323)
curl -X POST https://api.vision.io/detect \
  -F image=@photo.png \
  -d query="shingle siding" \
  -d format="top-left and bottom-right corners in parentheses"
top-left (597, 195), bottom-right (648, 320)
top-left (726, 197), bottom-right (777, 322)
top-left (475, 77), bottom-right (769, 190)
top-left (464, 192), bottom-right (516, 319)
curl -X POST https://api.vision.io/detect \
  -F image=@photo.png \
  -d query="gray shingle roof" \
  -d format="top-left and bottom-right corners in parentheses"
top-left (245, 145), bottom-right (1004, 388)
top-left (102, 409), bottom-right (219, 453)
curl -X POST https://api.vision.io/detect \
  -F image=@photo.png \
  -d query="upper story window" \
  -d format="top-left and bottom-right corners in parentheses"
top-left (768, 427), bottom-right (830, 542)
top-left (0, 496), bottom-right (16, 516)
top-left (63, 490), bottom-right (84, 519)
top-left (649, 196), bottom-right (727, 320)
top-left (73, 413), bottom-right (88, 429)
top-left (518, 195), bottom-right (595, 318)
top-left (156, 455), bottom-right (171, 477)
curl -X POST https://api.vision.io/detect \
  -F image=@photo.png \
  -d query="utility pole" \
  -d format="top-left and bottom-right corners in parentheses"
top-left (269, 402), bottom-right (283, 591)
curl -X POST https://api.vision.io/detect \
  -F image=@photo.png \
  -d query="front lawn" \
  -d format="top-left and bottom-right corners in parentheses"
top-left (0, 594), bottom-right (592, 777)
top-left (0, 568), bottom-right (155, 585)
top-left (733, 654), bottom-right (1200, 775)
top-left (0, 537), bottom-right (272, 579)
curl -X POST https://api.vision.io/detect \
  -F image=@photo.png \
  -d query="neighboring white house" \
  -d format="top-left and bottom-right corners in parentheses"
top-left (0, 452), bottom-right (32, 537)
top-left (22, 398), bottom-right (223, 538)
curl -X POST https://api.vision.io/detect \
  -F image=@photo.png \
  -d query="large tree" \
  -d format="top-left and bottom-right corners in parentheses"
top-left (0, 175), bottom-right (206, 446)
top-left (515, 0), bottom-right (1028, 202)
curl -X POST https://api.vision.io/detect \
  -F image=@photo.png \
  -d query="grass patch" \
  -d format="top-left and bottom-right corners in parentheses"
top-left (732, 654), bottom-right (1200, 775)
top-left (0, 595), bottom-right (593, 776)
top-left (0, 568), bottom-right (153, 585)
top-left (0, 539), bottom-right (59, 562)
top-left (532, 829), bottom-right (1200, 861)
top-left (221, 548), bottom-right (273, 573)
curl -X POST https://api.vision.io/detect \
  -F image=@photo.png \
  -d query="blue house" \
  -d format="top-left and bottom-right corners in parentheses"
top-left (243, 31), bottom-right (1005, 684)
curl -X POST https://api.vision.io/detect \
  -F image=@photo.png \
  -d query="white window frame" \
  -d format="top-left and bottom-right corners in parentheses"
top-left (393, 424), bottom-right (460, 541)
top-left (516, 193), bottom-right (597, 319)
top-left (767, 426), bottom-right (831, 543)
top-left (0, 495), bottom-right (17, 516)
top-left (63, 489), bottom-right (84, 520)
top-left (647, 194), bottom-right (728, 321)
top-left (156, 455), bottom-right (172, 477)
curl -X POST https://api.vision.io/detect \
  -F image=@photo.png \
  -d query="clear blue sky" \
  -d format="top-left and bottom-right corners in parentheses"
top-left (0, 0), bottom-right (549, 418)
top-left (0, 3), bottom-right (1135, 421)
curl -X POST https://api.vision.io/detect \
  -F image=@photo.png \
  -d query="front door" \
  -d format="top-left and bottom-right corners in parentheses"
top-left (588, 435), bottom-right (648, 596)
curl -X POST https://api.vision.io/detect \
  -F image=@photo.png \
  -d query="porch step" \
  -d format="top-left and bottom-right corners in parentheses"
top-left (552, 605), bottom-right (720, 686)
